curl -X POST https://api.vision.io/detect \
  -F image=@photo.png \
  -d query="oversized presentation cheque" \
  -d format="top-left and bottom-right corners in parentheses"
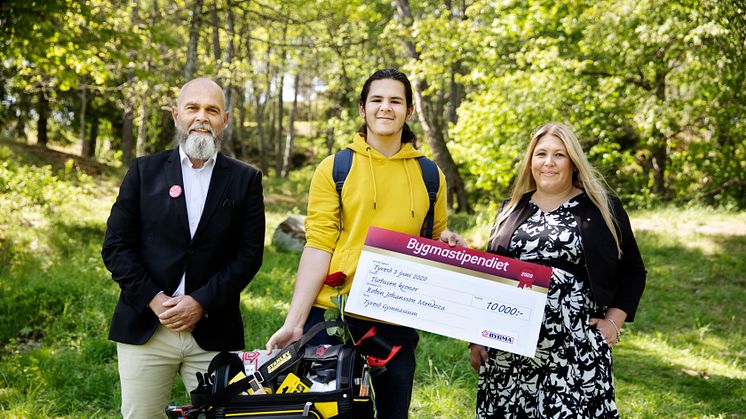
top-left (345, 227), bottom-right (553, 357)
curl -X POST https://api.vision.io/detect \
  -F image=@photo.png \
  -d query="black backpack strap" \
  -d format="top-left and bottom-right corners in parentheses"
top-left (255, 320), bottom-right (344, 384)
top-left (190, 351), bottom-right (244, 408)
top-left (416, 156), bottom-right (439, 239)
top-left (332, 148), bottom-right (354, 241)
top-left (334, 149), bottom-right (438, 239)
top-left (206, 351), bottom-right (245, 399)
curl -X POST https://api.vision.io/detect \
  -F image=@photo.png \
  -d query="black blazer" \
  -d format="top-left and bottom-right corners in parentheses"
top-left (489, 192), bottom-right (646, 321)
top-left (102, 148), bottom-right (265, 350)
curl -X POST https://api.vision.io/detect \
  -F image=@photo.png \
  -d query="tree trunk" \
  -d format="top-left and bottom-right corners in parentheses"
top-left (254, 92), bottom-right (268, 174)
top-left (448, 1), bottom-right (466, 125)
top-left (249, 34), bottom-right (270, 174)
top-left (85, 116), bottom-right (99, 158)
top-left (237, 10), bottom-right (252, 160)
top-left (15, 112), bottom-right (26, 140)
top-left (282, 72), bottom-right (300, 178)
top-left (326, 127), bottom-right (335, 156)
top-left (448, 64), bottom-right (462, 125)
top-left (37, 88), bottom-right (48, 147)
top-left (135, 95), bottom-right (149, 157)
top-left (307, 82), bottom-right (314, 139)
top-left (274, 75), bottom-right (284, 176)
top-left (122, 103), bottom-right (135, 165)
top-left (262, 37), bottom-right (275, 174)
top-left (412, 81), bottom-right (471, 213)
top-left (79, 83), bottom-right (89, 156)
top-left (184, 0), bottom-right (203, 81)
top-left (650, 140), bottom-right (667, 197)
top-left (156, 107), bottom-right (175, 151)
top-left (652, 72), bottom-right (668, 198)
top-left (268, 88), bottom-right (276, 160)
top-left (135, 0), bottom-right (157, 157)
top-left (393, 0), bottom-right (472, 213)
top-left (274, 19), bottom-right (288, 177)
top-left (121, 3), bottom-right (139, 165)
top-left (221, 0), bottom-right (236, 156)
top-left (14, 94), bottom-right (28, 140)
top-left (210, 2), bottom-right (221, 70)
top-left (235, 84), bottom-right (246, 159)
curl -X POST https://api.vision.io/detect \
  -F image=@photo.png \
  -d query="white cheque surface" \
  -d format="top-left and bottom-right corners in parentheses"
top-left (346, 247), bottom-right (549, 357)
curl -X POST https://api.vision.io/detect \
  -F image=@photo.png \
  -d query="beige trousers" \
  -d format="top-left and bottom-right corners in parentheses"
top-left (116, 325), bottom-right (219, 418)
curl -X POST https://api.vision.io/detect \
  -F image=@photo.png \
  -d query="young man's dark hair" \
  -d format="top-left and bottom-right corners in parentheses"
top-left (358, 68), bottom-right (417, 144)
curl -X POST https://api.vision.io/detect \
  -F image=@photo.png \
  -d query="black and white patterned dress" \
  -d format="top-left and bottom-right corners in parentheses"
top-left (477, 196), bottom-right (619, 418)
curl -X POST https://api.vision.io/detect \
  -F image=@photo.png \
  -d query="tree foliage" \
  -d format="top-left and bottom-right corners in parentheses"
top-left (1, 0), bottom-right (744, 208)
top-left (448, 0), bottom-right (745, 208)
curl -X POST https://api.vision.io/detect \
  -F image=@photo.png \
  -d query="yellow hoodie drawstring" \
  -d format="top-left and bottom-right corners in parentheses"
top-left (364, 143), bottom-right (416, 217)
top-left (365, 146), bottom-right (378, 209)
top-left (403, 160), bottom-right (415, 218)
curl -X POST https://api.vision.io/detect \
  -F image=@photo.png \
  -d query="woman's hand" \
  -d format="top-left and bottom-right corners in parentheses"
top-left (469, 344), bottom-right (489, 372)
top-left (439, 230), bottom-right (467, 247)
top-left (589, 308), bottom-right (626, 347)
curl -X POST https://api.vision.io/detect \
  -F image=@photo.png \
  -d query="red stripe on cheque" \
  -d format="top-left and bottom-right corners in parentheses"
top-left (364, 226), bottom-right (552, 289)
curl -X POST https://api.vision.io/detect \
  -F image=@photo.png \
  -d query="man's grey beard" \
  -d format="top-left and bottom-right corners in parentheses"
top-left (176, 125), bottom-right (221, 160)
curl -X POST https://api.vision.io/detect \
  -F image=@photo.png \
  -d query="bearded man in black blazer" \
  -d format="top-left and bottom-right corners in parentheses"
top-left (102, 78), bottom-right (264, 418)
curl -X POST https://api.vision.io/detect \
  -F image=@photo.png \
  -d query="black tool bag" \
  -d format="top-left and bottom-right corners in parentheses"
top-left (166, 321), bottom-right (374, 419)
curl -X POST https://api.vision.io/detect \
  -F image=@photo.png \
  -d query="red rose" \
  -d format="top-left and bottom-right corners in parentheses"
top-left (324, 271), bottom-right (347, 288)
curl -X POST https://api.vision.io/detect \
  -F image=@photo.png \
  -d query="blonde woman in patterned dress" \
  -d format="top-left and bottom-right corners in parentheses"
top-left (470, 123), bottom-right (646, 418)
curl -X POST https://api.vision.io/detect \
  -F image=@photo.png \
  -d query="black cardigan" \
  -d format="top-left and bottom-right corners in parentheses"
top-left (488, 192), bottom-right (646, 321)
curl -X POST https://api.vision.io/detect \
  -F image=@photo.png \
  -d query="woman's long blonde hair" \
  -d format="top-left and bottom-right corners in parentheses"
top-left (492, 123), bottom-right (622, 256)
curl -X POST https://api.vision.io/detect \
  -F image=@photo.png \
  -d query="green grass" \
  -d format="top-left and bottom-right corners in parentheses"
top-left (0, 141), bottom-right (745, 417)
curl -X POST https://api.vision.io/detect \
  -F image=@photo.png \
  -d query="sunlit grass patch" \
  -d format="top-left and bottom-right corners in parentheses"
top-left (411, 358), bottom-right (475, 417)
top-left (1, 143), bottom-right (744, 416)
top-left (628, 334), bottom-right (746, 380)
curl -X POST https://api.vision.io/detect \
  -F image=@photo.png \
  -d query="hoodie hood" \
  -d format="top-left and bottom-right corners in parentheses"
top-left (347, 133), bottom-right (425, 160)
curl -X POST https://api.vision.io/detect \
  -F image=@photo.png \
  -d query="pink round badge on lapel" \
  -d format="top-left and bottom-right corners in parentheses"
top-left (169, 185), bottom-right (183, 198)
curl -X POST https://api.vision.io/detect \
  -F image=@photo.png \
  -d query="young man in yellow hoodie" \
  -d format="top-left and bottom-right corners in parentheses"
top-left (267, 68), bottom-right (463, 417)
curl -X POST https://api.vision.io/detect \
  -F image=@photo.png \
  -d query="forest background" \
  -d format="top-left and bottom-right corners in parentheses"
top-left (2, 0), bottom-right (745, 209)
top-left (0, 0), bottom-right (745, 417)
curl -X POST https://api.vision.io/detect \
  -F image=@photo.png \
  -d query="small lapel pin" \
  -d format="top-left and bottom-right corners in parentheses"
top-left (169, 185), bottom-right (183, 198)
top-left (223, 198), bottom-right (235, 207)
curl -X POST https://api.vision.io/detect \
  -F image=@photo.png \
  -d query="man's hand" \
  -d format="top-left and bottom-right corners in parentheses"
top-left (158, 295), bottom-right (205, 333)
top-left (148, 292), bottom-right (171, 317)
top-left (266, 324), bottom-right (304, 354)
top-left (265, 325), bottom-right (303, 354)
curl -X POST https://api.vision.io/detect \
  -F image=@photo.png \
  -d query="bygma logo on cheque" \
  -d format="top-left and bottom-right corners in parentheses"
top-left (482, 330), bottom-right (515, 345)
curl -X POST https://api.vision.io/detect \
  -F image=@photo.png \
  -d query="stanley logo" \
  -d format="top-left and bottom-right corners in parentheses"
top-left (266, 351), bottom-right (292, 374)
